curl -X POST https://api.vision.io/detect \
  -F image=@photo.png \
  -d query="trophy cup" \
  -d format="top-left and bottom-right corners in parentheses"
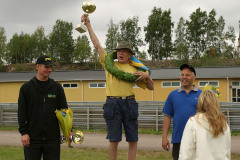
top-left (75, 1), bottom-right (96, 33)
top-left (61, 130), bottom-right (84, 144)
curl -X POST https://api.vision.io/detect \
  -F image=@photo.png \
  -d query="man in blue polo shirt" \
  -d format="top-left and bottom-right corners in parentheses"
top-left (162, 64), bottom-right (202, 160)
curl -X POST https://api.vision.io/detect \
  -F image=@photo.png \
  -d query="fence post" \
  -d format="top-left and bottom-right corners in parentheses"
top-left (156, 105), bottom-right (159, 132)
top-left (0, 105), bottom-right (3, 126)
top-left (87, 107), bottom-right (90, 130)
top-left (226, 108), bottom-right (231, 129)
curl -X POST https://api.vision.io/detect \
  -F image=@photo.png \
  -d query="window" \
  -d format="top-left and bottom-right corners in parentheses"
top-left (62, 83), bottom-right (78, 88)
top-left (89, 82), bottom-right (106, 88)
top-left (232, 81), bottom-right (240, 102)
top-left (162, 81), bottom-right (180, 87)
top-left (199, 81), bottom-right (219, 87)
top-left (232, 81), bottom-right (240, 87)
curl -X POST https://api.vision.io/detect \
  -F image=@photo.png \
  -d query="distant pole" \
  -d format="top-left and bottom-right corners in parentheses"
top-left (152, 38), bottom-right (154, 62)
top-left (238, 20), bottom-right (240, 50)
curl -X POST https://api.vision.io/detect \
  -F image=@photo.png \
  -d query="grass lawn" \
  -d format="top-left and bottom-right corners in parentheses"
top-left (0, 146), bottom-right (172, 160)
top-left (0, 146), bottom-right (240, 160)
top-left (0, 127), bottom-right (240, 159)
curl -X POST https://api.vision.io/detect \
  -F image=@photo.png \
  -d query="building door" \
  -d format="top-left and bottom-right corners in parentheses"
top-left (232, 81), bottom-right (240, 102)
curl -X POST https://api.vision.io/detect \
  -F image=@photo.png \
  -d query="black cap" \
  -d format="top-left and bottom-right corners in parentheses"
top-left (180, 64), bottom-right (196, 76)
top-left (36, 55), bottom-right (56, 66)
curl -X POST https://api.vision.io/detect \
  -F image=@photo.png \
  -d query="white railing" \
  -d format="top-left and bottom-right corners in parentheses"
top-left (0, 101), bottom-right (240, 131)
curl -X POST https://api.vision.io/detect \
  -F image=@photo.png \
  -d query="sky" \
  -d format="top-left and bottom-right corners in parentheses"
top-left (1, 0), bottom-right (240, 52)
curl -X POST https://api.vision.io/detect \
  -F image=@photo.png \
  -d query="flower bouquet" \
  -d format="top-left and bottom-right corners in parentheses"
top-left (203, 84), bottom-right (222, 98)
top-left (55, 107), bottom-right (73, 147)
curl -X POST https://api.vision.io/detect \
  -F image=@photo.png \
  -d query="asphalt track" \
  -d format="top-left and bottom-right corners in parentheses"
top-left (0, 130), bottom-right (240, 153)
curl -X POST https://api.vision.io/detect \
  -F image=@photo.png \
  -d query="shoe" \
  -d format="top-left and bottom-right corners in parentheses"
top-left (68, 145), bottom-right (73, 148)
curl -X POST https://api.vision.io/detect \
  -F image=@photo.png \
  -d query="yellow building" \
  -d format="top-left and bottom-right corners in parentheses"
top-left (0, 66), bottom-right (240, 103)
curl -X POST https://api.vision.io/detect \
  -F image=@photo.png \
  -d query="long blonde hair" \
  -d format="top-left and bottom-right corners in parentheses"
top-left (196, 90), bottom-right (227, 137)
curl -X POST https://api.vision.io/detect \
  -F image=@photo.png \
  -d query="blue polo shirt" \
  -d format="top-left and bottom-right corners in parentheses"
top-left (163, 86), bottom-right (202, 143)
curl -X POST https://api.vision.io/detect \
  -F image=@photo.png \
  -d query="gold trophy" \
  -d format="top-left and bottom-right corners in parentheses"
top-left (75, 1), bottom-right (96, 33)
top-left (61, 130), bottom-right (84, 144)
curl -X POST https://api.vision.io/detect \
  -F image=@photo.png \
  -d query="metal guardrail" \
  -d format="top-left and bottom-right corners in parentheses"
top-left (0, 101), bottom-right (240, 131)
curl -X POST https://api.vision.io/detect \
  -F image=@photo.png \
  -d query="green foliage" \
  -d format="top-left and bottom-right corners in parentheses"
top-left (119, 16), bottom-right (144, 56)
top-left (14, 63), bottom-right (22, 71)
top-left (173, 42), bottom-right (189, 61)
top-left (31, 26), bottom-right (48, 58)
top-left (23, 64), bottom-right (30, 71)
top-left (137, 50), bottom-right (147, 60)
top-left (6, 32), bottom-right (34, 64)
top-left (174, 17), bottom-right (187, 46)
top-left (186, 8), bottom-right (208, 59)
top-left (205, 9), bottom-right (218, 50)
top-left (215, 16), bottom-right (226, 56)
top-left (0, 27), bottom-right (7, 63)
top-left (48, 20), bottom-right (74, 64)
top-left (0, 63), bottom-right (4, 71)
top-left (73, 35), bottom-right (91, 63)
top-left (0, 7), bottom-right (239, 65)
top-left (144, 7), bottom-right (174, 60)
top-left (104, 52), bottom-right (146, 82)
top-left (105, 18), bottom-right (120, 53)
top-left (237, 57), bottom-right (240, 65)
top-left (89, 49), bottom-right (101, 70)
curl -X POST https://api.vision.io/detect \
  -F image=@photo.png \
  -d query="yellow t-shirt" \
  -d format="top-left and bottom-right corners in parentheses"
top-left (100, 51), bottom-right (147, 96)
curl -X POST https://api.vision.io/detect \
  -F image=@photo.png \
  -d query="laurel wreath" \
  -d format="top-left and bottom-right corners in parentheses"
top-left (104, 52), bottom-right (145, 82)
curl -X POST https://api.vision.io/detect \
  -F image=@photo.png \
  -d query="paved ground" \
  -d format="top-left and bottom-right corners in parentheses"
top-left (0, 130), bottom-right (239, 153)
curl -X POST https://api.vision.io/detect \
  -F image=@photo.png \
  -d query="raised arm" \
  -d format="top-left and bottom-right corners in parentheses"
top-left (81, 14), bottom-right (105, 60)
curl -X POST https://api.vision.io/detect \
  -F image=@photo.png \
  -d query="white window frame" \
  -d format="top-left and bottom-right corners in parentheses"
top-left (89, 82), bottom-right (106, 88)
top-left (198, 81), bottom-right (219, 87)
top-left (231, 81), bottom-right (240, 102)
top-left (162, 81), bottom-right (181, 88)
top-left (62, 83), bottom-right (78, 88)
top-left (232, 81), bottom-right (240, 87)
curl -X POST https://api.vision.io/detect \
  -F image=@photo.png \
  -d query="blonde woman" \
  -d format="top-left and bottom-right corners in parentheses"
top-left (179, 90), bottom-right (231, 160)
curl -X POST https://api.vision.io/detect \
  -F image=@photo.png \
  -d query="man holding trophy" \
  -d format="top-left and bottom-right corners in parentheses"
top-left (79, 10), bottom-right (154, 160)
top-left (18, 55), bottom-right (69, 160)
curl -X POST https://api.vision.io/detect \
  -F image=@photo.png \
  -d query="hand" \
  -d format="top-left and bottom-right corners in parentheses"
top-left (67, 132), bottom-right (73, 141)
top-left (162, 137), bottom-right (170, 151)
top-left (21, 134), bottom-right (30, 147)
top-left (133, 71), bottom-right (149, 82)
top-left (81, 14), bottom-right (90, 27)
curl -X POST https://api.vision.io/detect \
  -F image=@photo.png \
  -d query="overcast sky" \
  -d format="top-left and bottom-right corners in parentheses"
top-left (1, 0), bottom-right (239, 51)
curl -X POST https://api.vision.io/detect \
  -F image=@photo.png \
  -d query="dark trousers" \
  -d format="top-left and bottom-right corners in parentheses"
top-left (24, 140), bottom-right (60, 160)
top-left (172, 143), bottom-right (181, 160)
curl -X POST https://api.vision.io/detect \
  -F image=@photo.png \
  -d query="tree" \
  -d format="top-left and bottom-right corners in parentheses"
top-left (20, 32), bottom-right (33, 63)
top-left (31, 26), bottom-right (48, 60)
top-left (206, 9), bottom-right (218, 52)
top-left (48, 20), bottom-right (74, 63)
top-left (73, 35), bottom-right (91, 63)
top-left (174, 17), bottom-right (189, 61)
top-left (119, 16), bottom-right (144, 56)
top-left (223, 26), bottom-right (236, 58)
top-left (6, 32), bottom-right (33, 64)
top-left (186, 8), bottom-right (207, 59)
top-left (144, 7), bottom-right (174, 60)
top-left (138, 50), bottom-right (147, 60)
top-left (215, 16), bottom-right (226, 56)
top-left (0, 27), bottom-right (7, 63)
top-left (90, 48), bottom-right (100, 69)
top-left (105, 18), bottom-right (120, 53)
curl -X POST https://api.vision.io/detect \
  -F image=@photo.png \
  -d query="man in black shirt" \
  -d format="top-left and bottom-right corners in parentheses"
top-left (18, 55), bottom-right (68, 160)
